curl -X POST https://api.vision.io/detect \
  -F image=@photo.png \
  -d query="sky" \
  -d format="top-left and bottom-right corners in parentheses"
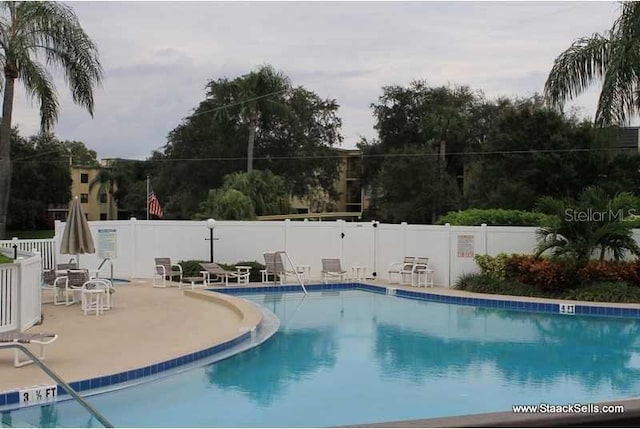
top-left (9, 1), bottom-right (623, 160)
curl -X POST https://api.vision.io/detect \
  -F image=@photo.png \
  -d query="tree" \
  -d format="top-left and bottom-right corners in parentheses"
top-left (232, 65), bottom-right (291, 173)
top-left (362, 82), bottom-right (484, 222)
top-left (545, 2), bottom-right (640, 126)
top-left (463, 97), bottom-right (600, 210)
top-left (196, 170), bottom-right (291, 220)
top-left (155, 66), bottom-right (341, 218)
top-left (0, 1), bottom-right (102, 238)
top-left (536, 186), bottom-right (640, 262)
top-left (8, 130), bottom-right (71, 231)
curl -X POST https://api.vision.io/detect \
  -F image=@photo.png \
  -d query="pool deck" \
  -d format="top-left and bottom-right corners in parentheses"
top-left (0, 279), bottom-right (261, 394)
top-left (3, 277), bottom-right (640, 419)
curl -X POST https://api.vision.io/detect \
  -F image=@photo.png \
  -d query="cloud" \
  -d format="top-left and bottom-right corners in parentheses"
top-left (8, 1), bottom-right (622, 157)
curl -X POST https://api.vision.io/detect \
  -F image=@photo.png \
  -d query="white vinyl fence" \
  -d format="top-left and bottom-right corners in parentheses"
top-left (53, 218), bottom-right (543, 287)
top-left (0, 238), bottom-right (55, 270)
top-left (0, 248), bottom-right (43, 333)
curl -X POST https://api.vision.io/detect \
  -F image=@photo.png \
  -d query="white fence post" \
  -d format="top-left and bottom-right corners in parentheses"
top-left (446, 223), bottom-right (452, 288)
top-left (481, 223), bottom-right (488, 255)
top-left (130, 217), bottom-right (137, 278)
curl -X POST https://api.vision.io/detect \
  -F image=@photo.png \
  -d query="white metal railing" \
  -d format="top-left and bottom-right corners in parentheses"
top-left (0, 238), bottom-right (55, 270)
top-left (278, 251), bottom-right (307, 294)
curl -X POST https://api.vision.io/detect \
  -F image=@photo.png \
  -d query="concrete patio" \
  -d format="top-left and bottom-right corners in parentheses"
top-left (0, 279), bottom-right (259, 393)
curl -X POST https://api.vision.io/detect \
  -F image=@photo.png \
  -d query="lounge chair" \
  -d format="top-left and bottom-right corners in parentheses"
top-left (154, 257), bottom-right (183, 288)
top-left (199, 262), bottom-right (249, 286)
top-left (321, 258), bottom-right (348, 283)
top-left (0, 331), bottom-right (58, 367)
top-left (388, 256), bottom-right (416, 284)
top-left (263, 251), bottom-right (298, 284)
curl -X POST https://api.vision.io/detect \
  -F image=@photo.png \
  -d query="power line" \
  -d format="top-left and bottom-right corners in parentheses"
top-left (9, 146), bottom-right (633, 164)
top-left (188, 89), bottom-right (289, 119)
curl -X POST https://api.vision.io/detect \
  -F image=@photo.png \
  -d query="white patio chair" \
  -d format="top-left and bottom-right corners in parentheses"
top-left (321, 258), bottom-right (348, 283)
top-left (263, 251), bottom-right (298, 284)
top-left (154, 257), bottom-right (183, 288)
top-left (388, 256), bottom-right (416, 284)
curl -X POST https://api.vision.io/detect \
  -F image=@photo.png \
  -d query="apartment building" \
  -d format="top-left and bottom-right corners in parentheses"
top-left (47, 159), bottom-right (119, 222)
top-left (269, 148), bottom-right (368, 220)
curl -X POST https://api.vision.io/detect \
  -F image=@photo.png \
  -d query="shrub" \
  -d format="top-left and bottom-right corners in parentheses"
top-left (455, 273), bottom-right (546, 297)
top-left (437, 208), bottom-right (552, 226)
top-left (578, 260), bottom-right (640, 286)
top-left (503, 254), bottom-right (576, 291)
top-left (177, 260), bottom-right (208, 277)
top-left (565, 282), bottom-right (640, 303)
top-left (474, 253), bottom-right (509, 279)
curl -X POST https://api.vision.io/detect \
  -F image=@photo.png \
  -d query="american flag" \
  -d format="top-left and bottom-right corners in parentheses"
top-left (148, 190), bottom-right (163, 218)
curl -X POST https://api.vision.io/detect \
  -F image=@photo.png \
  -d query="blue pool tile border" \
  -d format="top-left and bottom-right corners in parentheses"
top-left (211, 282), bottom-right (640, 320)
top-left (0, 330), bottom-right (251, 408)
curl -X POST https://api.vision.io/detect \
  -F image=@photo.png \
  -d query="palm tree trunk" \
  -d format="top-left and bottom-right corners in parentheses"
top-left (247, 125), bottom-right (256, 173)
top-left (0, 75), bottom-right (16, 239)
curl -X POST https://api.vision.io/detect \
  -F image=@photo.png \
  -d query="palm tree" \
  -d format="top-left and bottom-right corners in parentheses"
top-left (235, 65), bottom-right (290, 173)
top-left (535, 186), bottom-right (640, 261)
top-left (88, 163), bottom-right (121, 220)
top-left (544, 2), bottom-right (640, 126)
top-left (0, 2), bottom-right (102, 237)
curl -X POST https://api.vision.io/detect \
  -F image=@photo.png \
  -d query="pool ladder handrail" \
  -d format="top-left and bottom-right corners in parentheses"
top-left (0, 343), bottom-right (113, 428)
top-left (277, 251), bottom-right (307, 294)
top-left (96, 257), bottom-right (113, 284)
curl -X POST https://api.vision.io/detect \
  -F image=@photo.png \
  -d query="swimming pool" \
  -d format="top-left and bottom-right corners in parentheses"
top-left (4, 289), bottom-right (640, 427)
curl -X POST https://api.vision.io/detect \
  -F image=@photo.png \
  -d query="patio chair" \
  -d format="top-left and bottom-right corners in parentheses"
top-left (388, 256), bottom-right (416, 284)
top-left (411, 257), bottom-right (434, 287)
top-left (199, 262), bottom-right (249, 286)
top-left (41, 269), bottom-right (68, 305)
top-left (263, 251), bottom-right (298, 284)
top-left (80, 279), bottom-right (114, 315)
top-left (321, 258), bottom-right (348, 283)
top-left (0, 331), bottom-right (58, 367)
top-left (54, 269), bottom-right (91, 306)
top-left (154, 257), bottom-right (183, 288)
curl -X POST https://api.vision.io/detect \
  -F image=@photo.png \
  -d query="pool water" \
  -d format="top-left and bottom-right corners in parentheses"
top-left (5, 290), bottom-right (640, 427)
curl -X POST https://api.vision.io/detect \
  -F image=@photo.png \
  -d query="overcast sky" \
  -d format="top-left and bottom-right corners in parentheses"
top-left (9, 1), bottom-right (622, 160)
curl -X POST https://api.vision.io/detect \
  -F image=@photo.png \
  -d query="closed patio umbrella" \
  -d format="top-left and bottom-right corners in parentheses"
top-left (60, 197), bottom-right (95, 262)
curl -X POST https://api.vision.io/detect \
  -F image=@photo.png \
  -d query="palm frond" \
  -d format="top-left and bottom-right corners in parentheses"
top-left (544, 34), bottom-right (611, 110)
top-left (15, 55), bottom-right (58, 131)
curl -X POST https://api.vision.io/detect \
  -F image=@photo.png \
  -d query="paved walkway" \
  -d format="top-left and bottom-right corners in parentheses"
top-left (0, 280), bottom-right (249, 393)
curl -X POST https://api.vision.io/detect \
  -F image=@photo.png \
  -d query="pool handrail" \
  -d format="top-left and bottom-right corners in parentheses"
top-left (97, 257), bottom-right (113, 285)
top-left (0, 343), bottom-right (113, 428)
top-left (277, 251), bottom-right (307, 294)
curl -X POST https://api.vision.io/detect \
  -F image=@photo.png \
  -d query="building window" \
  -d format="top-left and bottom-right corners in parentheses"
top-left (99, 193), bottom-right (107, 203)
top-left (100, 213), bottom-right (108, 220)
top-left (80, 173), bottom-right (89, 183)
top-left (80, 193), bottom-right (89, 203)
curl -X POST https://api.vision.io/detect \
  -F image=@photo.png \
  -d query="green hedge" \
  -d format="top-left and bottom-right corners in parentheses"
top-left (437, 208), bottom-right (552, 226)
top-left (456, 273), bottom-right (640, 303)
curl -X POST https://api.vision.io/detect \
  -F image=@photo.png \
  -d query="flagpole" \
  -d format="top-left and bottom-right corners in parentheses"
top-left (146, 175), bottom-right (150, 220)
